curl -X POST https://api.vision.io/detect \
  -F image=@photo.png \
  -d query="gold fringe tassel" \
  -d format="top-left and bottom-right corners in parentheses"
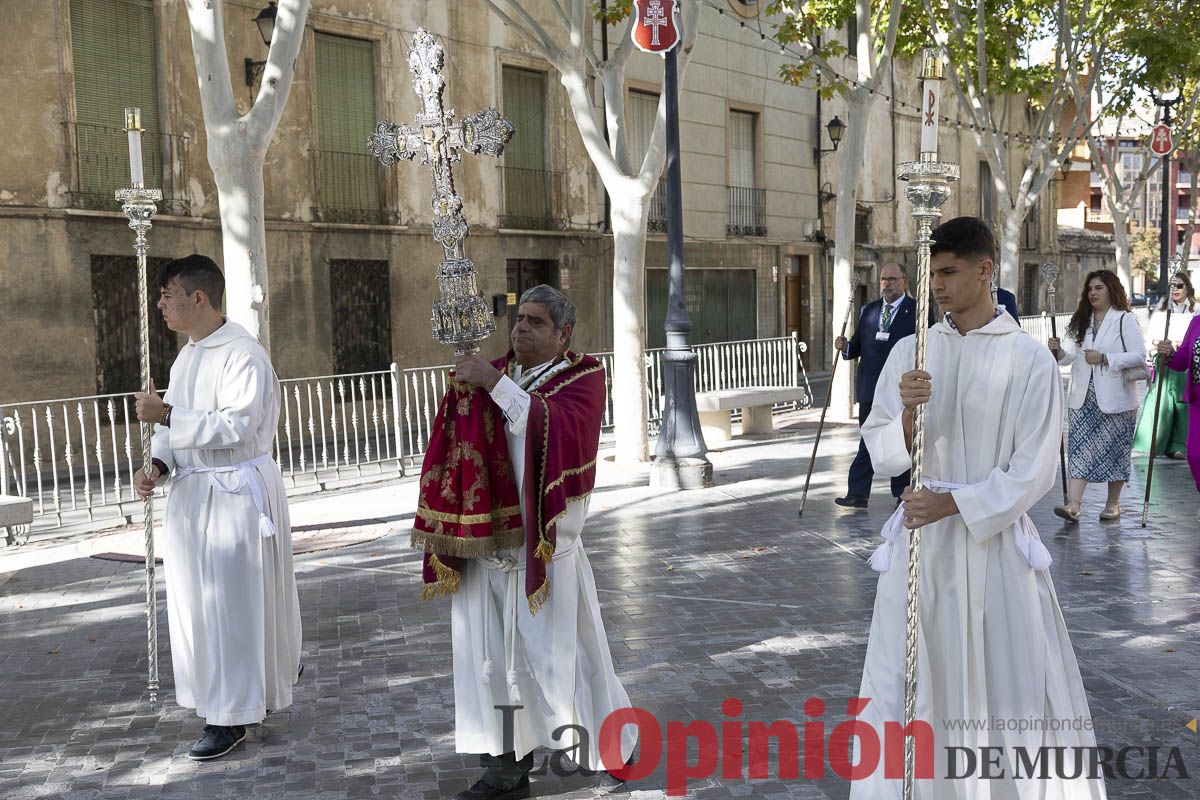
top-left (411, 527), bottom-right (525, 558)
top-left (527, 577), bottom-right (552, 615)
top-left (421, 553), bottom-right (462, 600)
top-left (533, 537), bottom-right (556, 561)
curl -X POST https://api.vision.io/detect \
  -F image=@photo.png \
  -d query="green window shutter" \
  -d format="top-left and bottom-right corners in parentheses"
top-left (502, 67), bottom-right (546, 171)
top-left (69, 0), bottom-right (161, 208)
top-left (501, 67), bottom-right (547, 226)
top-left (314, 33), bottom-right (380, 223)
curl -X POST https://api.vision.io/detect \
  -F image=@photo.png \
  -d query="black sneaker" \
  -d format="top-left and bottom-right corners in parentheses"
top-left (187, 724), bottom-right (247, 761)
top-left (454, 775), bottom-right (531, 800)
top-left (834, 495), bottom-right (869, 508)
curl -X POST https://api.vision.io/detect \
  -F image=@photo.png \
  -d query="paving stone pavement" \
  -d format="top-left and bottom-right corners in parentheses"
top-left (1, 421), bottom-right (1199, 799)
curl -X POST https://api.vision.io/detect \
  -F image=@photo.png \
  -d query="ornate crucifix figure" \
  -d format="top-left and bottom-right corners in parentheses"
top-left (368, 28), bottom-right (515, 354)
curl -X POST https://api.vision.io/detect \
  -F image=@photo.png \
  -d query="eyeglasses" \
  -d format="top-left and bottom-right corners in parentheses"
top-left (1170, 283), bottom-right (1186, 289)
top-left (880, 277), bottom-right (903, 283)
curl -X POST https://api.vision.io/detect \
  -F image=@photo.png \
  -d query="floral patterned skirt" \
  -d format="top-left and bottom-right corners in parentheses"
top-left (1067, 378), bottom-right (1137, 482)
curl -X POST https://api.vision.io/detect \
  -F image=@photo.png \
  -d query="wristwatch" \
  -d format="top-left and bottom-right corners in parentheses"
top-left (159, 403), bottom-right (172, 427)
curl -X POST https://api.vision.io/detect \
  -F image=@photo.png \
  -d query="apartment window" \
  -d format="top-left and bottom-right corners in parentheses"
top-left (1023, 200), bottom-right (1039, 250)
top-left (69, 0), bottom-right (162, 210)
top-left (855, 210), bottom-right (871, 244)
top-left (628, 90), bottom-right (666, 232)
top-left (847, 13), bottom-right (859, 56)
top-left (978, 160), bottom-right (995, 227)
top-left (728, 110), bottom-right (765, 236)
top-left (329, 260), bottom-right (392, 373)
top-left (501, 67), bottom-right (564, 229)
top-left (314, 34), bottom-right (381, 224)
top-left (1021, 263), bottom-right (1039, 316)
top-left (90, 256), bottom-right (178, 395)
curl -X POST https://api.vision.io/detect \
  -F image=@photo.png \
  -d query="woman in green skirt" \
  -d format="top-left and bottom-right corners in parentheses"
top-left (1134, 270), bottom-right (1196, 457)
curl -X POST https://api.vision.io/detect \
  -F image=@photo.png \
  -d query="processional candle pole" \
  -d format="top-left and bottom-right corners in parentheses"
top-left (1041, 261), bottom-right (1069, 504)
top-left (896, 49), bottom-right (958, 800)
top-left (1143, 252), bottom-right (1186, 527)
top-left (117, 107), bottom-right (162, 705)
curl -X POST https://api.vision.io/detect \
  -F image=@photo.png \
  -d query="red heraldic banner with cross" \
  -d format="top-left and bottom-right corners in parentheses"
top-left (632, 0), bottom-right (681, 54)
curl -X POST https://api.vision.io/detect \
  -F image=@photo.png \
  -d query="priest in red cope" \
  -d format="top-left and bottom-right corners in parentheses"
top-left (418, 285), bottom-right (637, 800)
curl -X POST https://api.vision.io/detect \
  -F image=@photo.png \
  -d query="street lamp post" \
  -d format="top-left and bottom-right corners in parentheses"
top-left (1154, 89), bottom-right (1182, 295)
top-left (244, 1), bottom-right (277, 87)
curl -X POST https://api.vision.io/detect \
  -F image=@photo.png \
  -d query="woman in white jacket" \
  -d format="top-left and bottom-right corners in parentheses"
top-left (1048, 269), bottom-right (1146, 522)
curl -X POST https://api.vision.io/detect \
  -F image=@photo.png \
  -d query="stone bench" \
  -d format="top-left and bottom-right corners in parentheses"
top-left (695, 386), bottom-right (808, 442)
top-left (0, 494), bottom-right (33, 546)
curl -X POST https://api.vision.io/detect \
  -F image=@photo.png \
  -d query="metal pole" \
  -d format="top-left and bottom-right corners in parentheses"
top-left (651, 42), bottom-right (712, 489)
top-left (1160, 100), bottom-right (1174, 295)
top-left (798, 272), bottom-right (858, 517)
top-left (1040, 262), bottom-right (1069, 504)
top-left (117, 107), bottom-right (162, 706)
top-left (897, 49), bottom-right (958, 800)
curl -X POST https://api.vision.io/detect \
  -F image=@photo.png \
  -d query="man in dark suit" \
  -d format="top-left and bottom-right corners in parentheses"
top-left (996, 286), bottom-right (1020, 320)
top-left (834, 262), bottom-right (915, 508)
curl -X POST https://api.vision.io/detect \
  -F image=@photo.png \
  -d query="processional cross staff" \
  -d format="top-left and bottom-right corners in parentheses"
top-left (117, 107), bottom-right (163, 705)
top-left (1040, 261), bottom-right (1069, 505)
top-left (368, 28), bottom-right (515, 356)
top-left (897, 49), bottom-right (958, 800)
top-left (1142, 251), bottom-right (1186, 527)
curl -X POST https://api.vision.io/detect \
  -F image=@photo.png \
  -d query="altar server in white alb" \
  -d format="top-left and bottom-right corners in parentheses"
top-left (133, 254), bottom-right (302, 762)
top-left (851, 218), bottom-right (1106, 799)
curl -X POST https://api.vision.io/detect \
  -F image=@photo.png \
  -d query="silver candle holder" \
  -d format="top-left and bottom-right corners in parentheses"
top-left (117, 106), bottom-right (162, 706)
top-left (896, 49), bottom-right (958, 800)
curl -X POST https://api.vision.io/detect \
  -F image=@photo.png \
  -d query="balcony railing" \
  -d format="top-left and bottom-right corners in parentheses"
top-left (727, 185), bottom-right (766, 237)
top-left (648, 178), bottom-right (667, 233)
top-left (67, 122), bottom-right (192, 215)
top-left (313, 149), bottom-right (384, 225)
top-left (499, 166), bottom-right (568, 230)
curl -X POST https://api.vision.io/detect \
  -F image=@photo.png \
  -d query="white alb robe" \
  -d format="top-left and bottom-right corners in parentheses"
top-left (851, 313), bottom-right (1106, 799)
top-left (151, 320), bottom-right (302, 726)
top-left (451, 360), bottom-right (637, 769)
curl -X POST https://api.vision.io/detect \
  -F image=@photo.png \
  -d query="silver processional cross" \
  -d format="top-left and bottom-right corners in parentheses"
top-left (368, 28), bottom-right (516, 355)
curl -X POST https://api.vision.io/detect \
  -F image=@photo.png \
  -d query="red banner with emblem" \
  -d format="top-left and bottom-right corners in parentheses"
top-left (632, 0), bottom-right (681, 54)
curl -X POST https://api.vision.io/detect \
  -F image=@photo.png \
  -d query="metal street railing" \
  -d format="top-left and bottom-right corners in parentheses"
top-left (1, 336), bottom-right (811, 537)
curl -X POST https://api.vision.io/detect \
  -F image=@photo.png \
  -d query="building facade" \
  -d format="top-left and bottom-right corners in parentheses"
top-left (1, 0), bottom-right (1078, 403)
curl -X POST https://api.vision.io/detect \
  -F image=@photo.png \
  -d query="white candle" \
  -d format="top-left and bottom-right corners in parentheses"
top-left (919, 49), bottom-right (943, 159)
top-left (125, 107), bottom-right (144, 187)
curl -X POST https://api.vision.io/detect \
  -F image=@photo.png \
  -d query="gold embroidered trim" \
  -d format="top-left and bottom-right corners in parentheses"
top-left (539, 363), bottom-right (603, 398)
top-left (544, 459), bottom-right (596, 496)
top-left (527, 577), bottom-right (552, 615)
top-left (411, 527), bottom-right (525, 558)
top-left (416, 503), bottom-right (521, 526)
top-left (421, 553), bottom-right (462, 600)
top-left (535, 393), bottom-right (553, 559)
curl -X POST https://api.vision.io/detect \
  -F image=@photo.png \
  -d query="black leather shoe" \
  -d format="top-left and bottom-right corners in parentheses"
top-left (453, 775), bottom-right (531, 800)
top-left (188, 724), bottom-right (246, 761)
top-left (834, 495), bottom-right (869, 508)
